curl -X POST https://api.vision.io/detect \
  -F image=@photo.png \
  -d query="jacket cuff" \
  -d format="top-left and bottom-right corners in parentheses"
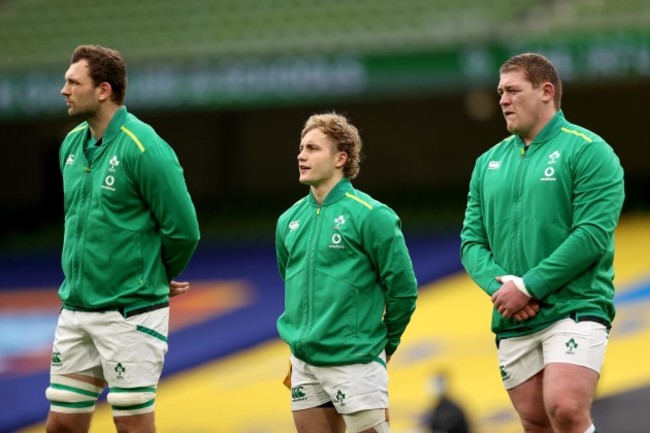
top-left (523, 271), bottom-right (549, 299)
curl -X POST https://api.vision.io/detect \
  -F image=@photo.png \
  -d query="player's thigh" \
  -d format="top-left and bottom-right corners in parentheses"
top-left (541, 319), bottom-right (605, 408)
top-left (542, 363), bottom-right (599, 414)
top-left (506, 370), bottom-right (548, 425)
top-left (293, 406), bottom-right (346, 433)
top-left (538, 319), bottom-right (605, 422)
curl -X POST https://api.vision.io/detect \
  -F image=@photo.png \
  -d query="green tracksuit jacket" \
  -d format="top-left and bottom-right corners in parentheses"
top-left (276, 178), bottom-right (418, 366)
top-left (59, 106), bottom-right (200, 314)
top-left (461, 110), bottom-right (624, 339)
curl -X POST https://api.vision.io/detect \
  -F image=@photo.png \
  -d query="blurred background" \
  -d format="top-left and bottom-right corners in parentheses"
top-left (1, 0), bottom-right (649, 432)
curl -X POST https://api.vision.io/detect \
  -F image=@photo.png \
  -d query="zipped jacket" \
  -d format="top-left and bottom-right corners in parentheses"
top-left (276, 178), bottom-right (418, 366)
top-left (59, 106), bottom-right (200, 313)
top-left (461, 110), bottom-right (624, 338)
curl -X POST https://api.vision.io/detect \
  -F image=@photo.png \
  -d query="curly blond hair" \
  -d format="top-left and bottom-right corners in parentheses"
top-left (301, 112), bottom-right (362, 179)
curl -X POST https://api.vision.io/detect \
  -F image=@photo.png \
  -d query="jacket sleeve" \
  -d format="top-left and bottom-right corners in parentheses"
top-left (364, 206), bottom-right (418, 356)
top-left (522, 140), bottom-right (624, 299)
top-left (275, 217), bottom-right (288, 281)
top-left (134, 139), bottom-right (200, 280)
top-left (460, 160), bottom-right (508, 295)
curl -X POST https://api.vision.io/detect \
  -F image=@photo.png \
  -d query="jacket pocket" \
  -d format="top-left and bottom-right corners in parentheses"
top-left (85, 217), bottom-right (144, 297)
top-left (311, 271), bottom-right (359, 341)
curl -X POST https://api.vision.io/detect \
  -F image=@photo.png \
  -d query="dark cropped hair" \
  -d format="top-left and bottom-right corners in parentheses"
top-left (71, 44), bottom-right (127, 105)
top-left (500, 53), bottom-right (562, 109)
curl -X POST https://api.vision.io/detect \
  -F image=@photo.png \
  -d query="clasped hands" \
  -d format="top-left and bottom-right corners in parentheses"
top-left (491, 276), bottom-right (540, 321)
top-left (169, 280), bottom-right (190, 297)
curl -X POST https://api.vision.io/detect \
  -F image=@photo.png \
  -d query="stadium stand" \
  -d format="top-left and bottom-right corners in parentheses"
top-left (1, 0), bottom-right (649, 72)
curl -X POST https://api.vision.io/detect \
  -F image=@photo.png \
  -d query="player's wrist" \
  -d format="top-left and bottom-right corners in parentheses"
top-left (500, 275), bottom-right (531, 297)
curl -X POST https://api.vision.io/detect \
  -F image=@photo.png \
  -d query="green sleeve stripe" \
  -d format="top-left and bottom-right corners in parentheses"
top-left (136, 325), bottom-right (168, 343)
top-left (51, 400), bottom-right (97, 409)
top-left (110, 386), bottom-right (157, 393)
top-left (50, 383), bottom-right (101, 398)
top-left (111, 399), bottom-right (155, 411)
top-left (560, 127), bottom-right (593, 143)
top-left (345, 192), bottom-right (373, 209)
top-left (120, 126), bottom-right (146, 152)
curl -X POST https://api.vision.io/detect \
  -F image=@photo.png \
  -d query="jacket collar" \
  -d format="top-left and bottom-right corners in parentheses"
top-left (101, 106), bottom-right (128, 145)
top-left (307, 177), bottom-right (353, 206)
top-left (513, 109), bottom-right (568, 148)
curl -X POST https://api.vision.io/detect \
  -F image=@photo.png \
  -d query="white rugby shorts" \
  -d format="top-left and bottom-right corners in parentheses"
top-left (289, 351), bottom-right (389, 414)
top-left (50, 307), bottom-right (169, 388)
top-left (498, 318), bottom-right (608, 390)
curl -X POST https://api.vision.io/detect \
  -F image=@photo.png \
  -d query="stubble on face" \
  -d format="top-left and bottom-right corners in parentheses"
top-left (498, 70), bottom-right (551, 144)
top-left (62, 60), bottom-right (100, 120)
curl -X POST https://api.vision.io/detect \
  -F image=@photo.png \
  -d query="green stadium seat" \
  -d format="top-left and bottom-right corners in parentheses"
top-left (0, 0), bottom-right (647, 72)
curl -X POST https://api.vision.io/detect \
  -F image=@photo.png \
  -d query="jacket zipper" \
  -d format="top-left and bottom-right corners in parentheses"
top-left (298, 205), bottom-right (321, 361)
top-left (71, 164), bottom-right (93, 306)
top-left (513, 146), bottom-right (527, 276)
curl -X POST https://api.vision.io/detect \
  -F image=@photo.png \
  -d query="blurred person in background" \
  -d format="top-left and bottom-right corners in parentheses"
top-left (423, 370), bottom-right (471, 433)
top-left (276, 112), bottom-right (418, 433)
top-left (461, 52), bottom-right (624, 433)
top-left (45, 44), bottom-right (200, 433)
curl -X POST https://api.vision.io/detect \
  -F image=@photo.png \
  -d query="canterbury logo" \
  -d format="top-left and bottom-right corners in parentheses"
top-left (291, 386), bottom-right (306, 400)
top-left (488, 160), bottom-right (501, 169)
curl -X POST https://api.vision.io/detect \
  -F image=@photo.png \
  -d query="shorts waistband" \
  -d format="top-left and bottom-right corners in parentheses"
top-left (569, 312), bottom-right (611, 329)
top-left (63, 301), bottom-right (169, 318)
top-left (495, 313), bottom-right (611, 348)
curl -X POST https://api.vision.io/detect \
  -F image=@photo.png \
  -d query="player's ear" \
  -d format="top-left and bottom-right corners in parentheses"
top-left (97, 82), bottom-right (112, 102)
top-left (541, 82), bottom-right (554, 104)
top-left (335, 151), bottom-right (348, 169)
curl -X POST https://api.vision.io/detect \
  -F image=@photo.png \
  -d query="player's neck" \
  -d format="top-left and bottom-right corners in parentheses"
top-left (310, 174), bottom-right (344, 205)
top-left (88, 104), bottom-right (121, 140)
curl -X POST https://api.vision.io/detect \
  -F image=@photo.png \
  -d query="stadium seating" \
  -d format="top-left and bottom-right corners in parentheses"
top-left (0, 0), bottom-right (648, 72)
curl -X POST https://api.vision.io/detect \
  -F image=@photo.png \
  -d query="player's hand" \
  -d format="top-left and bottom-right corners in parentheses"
top-left (491, 279), bottom-right (530, 319)
top-left (512, 299), bottom-right (541, 321)
top-left (169, 280), bottom-right (190, 297)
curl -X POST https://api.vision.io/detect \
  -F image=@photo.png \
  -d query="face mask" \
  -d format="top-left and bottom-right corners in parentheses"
top-left (428, 374), bottom-right (447, 398)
